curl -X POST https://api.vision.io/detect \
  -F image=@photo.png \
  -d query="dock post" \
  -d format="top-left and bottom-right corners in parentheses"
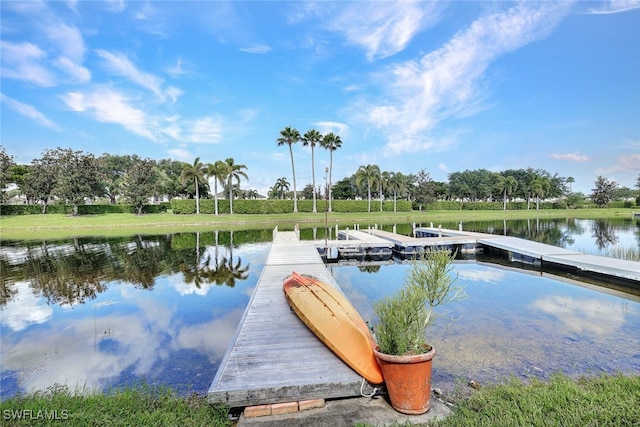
top-left (430, 222), bottom-right (433, 228)
top-left (273, 226), bottom-right (278, 240)
top-left (438, 225), bottom-right (442, 237)
top-left (393, 224), bottom-right (396, 234)
top-left (345, 227), bottom-right (349, 240)
top-left (459, 222), bottom-right (463, 231)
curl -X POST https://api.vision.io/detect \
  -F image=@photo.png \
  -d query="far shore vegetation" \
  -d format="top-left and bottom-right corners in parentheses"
top-left (1, 207), bottom-right (638, 241)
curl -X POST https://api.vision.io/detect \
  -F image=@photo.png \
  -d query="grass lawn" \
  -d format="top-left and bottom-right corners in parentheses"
top-left (1, 373), bottom-right (638, 426)
top-left (1, 208), bottom-right (636, 240)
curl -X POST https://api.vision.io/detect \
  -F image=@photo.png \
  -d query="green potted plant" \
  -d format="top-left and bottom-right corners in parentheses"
top-left (372, 249), bottom-right (465, 415)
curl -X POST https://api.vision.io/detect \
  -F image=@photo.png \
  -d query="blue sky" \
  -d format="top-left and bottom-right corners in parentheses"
top-left (1, 1), bottom-right (639, 196)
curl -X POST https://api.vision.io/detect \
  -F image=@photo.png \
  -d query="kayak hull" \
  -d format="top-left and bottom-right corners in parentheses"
top-left (283, 271), bottom-right (383, 385)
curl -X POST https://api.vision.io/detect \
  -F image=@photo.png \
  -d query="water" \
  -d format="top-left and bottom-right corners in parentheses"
top-left (1, 220), bottom-right (638, 399)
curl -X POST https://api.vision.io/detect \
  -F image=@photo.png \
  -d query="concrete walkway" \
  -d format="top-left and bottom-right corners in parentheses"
top-left (237, 394), bottom-right (452, 426)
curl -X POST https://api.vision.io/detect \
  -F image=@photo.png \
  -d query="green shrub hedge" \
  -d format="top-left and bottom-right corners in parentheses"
top-left (169, 199), bottom-right (413, 214)
top-left (1, 203), bottom-right (170, 216)
top-left (419, 200), bottom-right (566, 211)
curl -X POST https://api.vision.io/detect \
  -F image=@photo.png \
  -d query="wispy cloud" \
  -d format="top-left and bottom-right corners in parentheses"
top-left (54, 57), bottom-right (91, 83)
top-left (240, 44), bottom-right (272, 54)
top-left (313, 121), bottom-right (349, 137)
top-left (0, 93), bottom-right (61, 130)
top-left (3, 3), bottom-right (90, 84)
top-left (167, 147), bottom-right (191, 160)
top-left (550, 153), bottom-right (590, 162)
top-left (612, 153), bottom-right (640, 173)
top-left (328, 0), bottom-right (440, 60)
top-left (361, 2), bottom-right (571, 155)
top-left (60, 87), bottom-right (155, 140)
top-left (0, 41), bottom-right (56, 87)
top-left (587, 0), bottom-right (640, 14)
top-left (95, 49), bottom-right (182, 103)
top-left (165, 58), bottom-right (192, 78)
top-left (43, 22), bottom-right (91, 83)
top-left (159, 115), bottom-right (224, 144)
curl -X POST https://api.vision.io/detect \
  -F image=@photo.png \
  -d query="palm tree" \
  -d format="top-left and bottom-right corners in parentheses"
top-left (180, 157), bottom-right (205, 214)
top-left (531, 176), bottom-right (550, 210)
top-left (302, 129), bottom-right (323, 213)
top-left (207, 160), bottom-right (227, 215)
top-left (386, 172), bottom-right (406, 213)
top-left (245, 189), bottom-right (259, 199)
top-left (320, 132), bottom-right (342, 212)
top-left (222, 157), bottom-right (248, 214)
top-left (355, 164), bottom-right (380, 213)
top-left (273, 177), bottom-right (290, 199)
top-left (566, 176), bottom-right (575, 193)
top-left (503, 176), bottom-right (518, 210)
top-left (276, 126), bottom-right (301, 212)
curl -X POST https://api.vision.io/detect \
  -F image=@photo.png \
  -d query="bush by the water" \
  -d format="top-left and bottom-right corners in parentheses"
top-left (1, 203), bottom-right (170, 216)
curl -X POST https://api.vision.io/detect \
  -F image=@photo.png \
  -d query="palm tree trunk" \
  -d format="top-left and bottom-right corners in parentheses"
top-left (503, 189), bottom-right (507, 211)
top-left (311, 146), bottom-right (316, 213)
top-left (214, 180), bottom-right (219, 215)
top-left (394, 190), bottom-right (397, 213)
top-left (328, 151), bottom-right (333, 212)
top-left (194, 176), bottom-right (200, 214)
top-left (367, 186), bottom-right (371, 213)
top-left (228, 177), bottom-right (234, 214)
top-left (289, 145), bottom-right (298, 213)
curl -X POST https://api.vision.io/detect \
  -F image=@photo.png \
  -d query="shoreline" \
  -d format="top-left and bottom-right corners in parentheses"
top-left (1, 208), bottom-right (635, 240)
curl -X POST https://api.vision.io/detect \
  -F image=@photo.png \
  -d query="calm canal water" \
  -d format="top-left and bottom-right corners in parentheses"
top-left (1, 219), bottom-right (638, 399)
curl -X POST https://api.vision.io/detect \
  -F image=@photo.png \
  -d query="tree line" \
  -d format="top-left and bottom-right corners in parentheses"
top-left (1, 140), bottom-right (638, 215)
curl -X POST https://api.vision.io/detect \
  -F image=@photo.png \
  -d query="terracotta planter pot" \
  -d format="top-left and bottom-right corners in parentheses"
top-left (373, 345), bottom-right (436, 415)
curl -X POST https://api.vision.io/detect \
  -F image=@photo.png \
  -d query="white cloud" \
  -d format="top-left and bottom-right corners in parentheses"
top-left (54, 56), bottom-right (91, 83)
top-left (95, 49), bottom-right (181, 103)
top-left (165, 58), bottom-right (192, 78)
top-left (1, 281), bottom-right (53, 331)
top-left (533, 295), bottom-right (626, 335)
top-left (159, 115), bottom-right (224, 144)
top-left (60, 87), bottom-right (156, 140)
top-left (588, 0), bottom-right (640, 14)
top-left (187, 117), bottom-right (224, 144)
top-left (0, 40), bottom-right (56, 87)
top-left (167, 147), bottom-right (191, 160)
top-left (240, 44), bottom-right (272, 54)
top-left (328, 0), bottom-right (440, 60)
top-left (43, 22), bottom-right (86, 62)
top-left (550, 153), bottom-right (590, 162)
top-left (613, 153), bottom-right (640, 173)
top-left (362, 2), bottom-right (571, 155)
top-left (313, 121), bottom-right (349, 137)
top-left (0, 93), bottom-right (61, 130)
top-left (458, 269), bottom-right (505, 283)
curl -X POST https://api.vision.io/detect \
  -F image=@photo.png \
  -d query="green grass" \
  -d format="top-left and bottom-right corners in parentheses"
top-left (2, 374), bottom-right (637, 426)
top-left (0, 384), bottom-right (231, 427)
top-left (1, 208), bottom-right (636, 240)
top-left (430, 373), bottom-right (640, 427)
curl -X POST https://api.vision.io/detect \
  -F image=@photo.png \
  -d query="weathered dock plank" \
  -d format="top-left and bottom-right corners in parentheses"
top-left (208, 232), bottom-right (368, 408)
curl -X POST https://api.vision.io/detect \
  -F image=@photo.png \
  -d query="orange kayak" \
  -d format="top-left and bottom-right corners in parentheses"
top-left (283, 271), bottom-right (383, 384)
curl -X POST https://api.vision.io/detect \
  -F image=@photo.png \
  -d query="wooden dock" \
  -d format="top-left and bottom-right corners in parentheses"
top-left (209, 227), bottom-right (638, 409)
top-left (208, 231), bottom-right (370, 408)
top-left (415, 227), bottom-right (639, 282)
top-left (366, 228), bottom-right (479, 254)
